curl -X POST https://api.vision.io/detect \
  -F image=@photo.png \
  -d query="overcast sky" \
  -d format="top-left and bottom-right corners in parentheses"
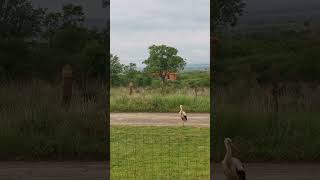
top-left (110, 0), bottom-right (210, 67)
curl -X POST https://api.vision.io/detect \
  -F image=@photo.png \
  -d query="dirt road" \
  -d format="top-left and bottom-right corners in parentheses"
top-left (212, 163), bottom-right (320, 180)
top-left (1, 162), bottom-right (320, 179)
top-left (0, 162), bottom-right (108, 180)
top-left (110, 113), bottom-right (210, 127)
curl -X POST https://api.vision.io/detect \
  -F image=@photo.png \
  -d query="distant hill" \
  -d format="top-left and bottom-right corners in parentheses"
top-left (136, 63), bottom-right (209, 72)
top-left (184, 63), bottom-right (209, 71)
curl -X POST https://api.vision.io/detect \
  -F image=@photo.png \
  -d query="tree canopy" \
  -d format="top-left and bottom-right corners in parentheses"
top-left (0, 1), bottom-right (108, 83)
top-left (143, 45), bottom-right (186, 83)
top-left (0, 0), bottom-right (46, 38)
top-left (211, 0), bottom-right (246, 32)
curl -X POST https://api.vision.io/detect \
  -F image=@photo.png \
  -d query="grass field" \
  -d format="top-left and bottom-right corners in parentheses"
top-left (213, 111), bottom-right (320, 162)
top-left (110, 87), bottom-right (210, 113)
top-left (111, 126), bottom-right (210, 179)
top-left (213, 84), bottom-right (320, 162)
top-left (0, 80), bottom-right (107, 160)
top-left (213, 29), bottom-right (320, 162)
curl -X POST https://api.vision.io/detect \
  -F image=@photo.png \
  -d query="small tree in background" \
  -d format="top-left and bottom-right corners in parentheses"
top-left (187, 77), bottom-right (209, 98)
top-left (143, 45), bottom-right (186, 85)
top-left (110, 54), bottom-right (124, 86)
top-left (211, 0), bottom-right (246, 32)
top-left (123, 63), bottom-right (139, 83)
top-left (0, 0), bottom-right (46, 38)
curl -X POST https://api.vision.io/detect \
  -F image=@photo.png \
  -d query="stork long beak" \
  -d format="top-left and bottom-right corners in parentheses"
top-left (231, 143), bottom-right (240, 153)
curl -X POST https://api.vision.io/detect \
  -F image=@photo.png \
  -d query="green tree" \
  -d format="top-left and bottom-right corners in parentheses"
top-left (0, 0), bottom-right (46, 38)
top-left (61, 4), bottom-right (84, 27)
top-left (43, 12), bottom-right (62, 40)
top-left (123, 63), bottom-right (138, 82)
top-left (211, 0), bottom-right (246, 32)
top-left (135, 72), bottom-right (152, 87)
top-left (43, 3), bottom-right (85, 40)
top-left (110, 54), bottom-right (123, 86)
top-left (143, 45), bottom-right (186, 84)
top-left (81, 39), bottom-right (107, 81)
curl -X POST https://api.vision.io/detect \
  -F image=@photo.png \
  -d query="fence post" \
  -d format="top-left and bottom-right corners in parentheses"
top-left (129, 81), bottom-right (134, 95)
top-left (62, 64), bottom-right (73, 105)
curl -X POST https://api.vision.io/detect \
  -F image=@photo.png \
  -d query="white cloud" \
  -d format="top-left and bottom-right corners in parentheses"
top-left (111, 0), bottom-right (210, 66)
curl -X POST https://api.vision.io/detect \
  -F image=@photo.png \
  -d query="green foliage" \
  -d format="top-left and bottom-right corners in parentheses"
top-left (0, 3), bottom-right (108, 82)
top-left (215, 31), bottom-right (320, 85)
top-left (110, 47), bottom-right (209, 89)
top-left (211, 0), bottom-right (246, 31)
top-left (180, 71), bottom-right (210, 87)
top-left (110, 54), bottom-right (209, 90)
top-left (109, 59), bottom-right (209, 112)
top-left (151, 79), bottom-right (162, 88)
top-left (61, 4), bottom-right (85, 27)
top-left (111, 87), bottom-right (210, 112)
top-left (143, 44), bottom-right (186, 83)
top-left (123, 63), bottom-right (139, 81)
top-left (134, 72), bottom-right (153, 87)
top-left (0, 38), bottom-right (31, 79)
top-left (0, 0), bottom-right (46, 38)
top-left (110, 54), bottom-right (124, 86)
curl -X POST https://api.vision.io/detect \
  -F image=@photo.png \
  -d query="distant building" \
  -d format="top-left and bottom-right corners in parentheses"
top-left (151, 72), bottom-right (178, 81)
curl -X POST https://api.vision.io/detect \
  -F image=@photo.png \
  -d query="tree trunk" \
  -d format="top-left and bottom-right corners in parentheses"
top-left (271, 82), bottom-right (280, 140)
top-left (195, 87), bottom-right (198, 97)
top-left (161, 75), bottom-right (166, 86)
top-left (272, 83), bottom-right (279, 113)
top-left (62, 64), bottom-right (73, 106)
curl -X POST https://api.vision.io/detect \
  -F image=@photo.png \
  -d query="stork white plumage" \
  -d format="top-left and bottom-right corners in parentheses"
top-left (222, 138), bottom-right (246, 180)
top-left (179, 105), bottom-right (187, 127)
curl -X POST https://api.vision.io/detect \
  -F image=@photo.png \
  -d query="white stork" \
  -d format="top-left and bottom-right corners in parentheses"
top-left (179, 105), bottom-right (187, 127)
top-left (222, 138), bottom-right (246, 180)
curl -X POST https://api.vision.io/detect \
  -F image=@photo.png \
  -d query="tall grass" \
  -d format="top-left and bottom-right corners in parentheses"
top-left (0, 80), bottom-right (107, 160)
top-left (110, 87), bottom-right (210, 112)
top-left (213, 83), bottom-right (320, 162)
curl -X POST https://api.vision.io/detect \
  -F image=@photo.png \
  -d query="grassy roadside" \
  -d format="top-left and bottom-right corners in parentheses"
top-left (213, 111), bottom-right (320, 162)
top-left (110, 87), bottom-right (210, 113)
top-left (111, 126), bottom-right (210, 179)
top-left (0, 81), bottom-right (107, 160)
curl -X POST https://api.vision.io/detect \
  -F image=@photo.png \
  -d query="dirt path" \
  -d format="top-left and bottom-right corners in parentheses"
top-left (212, 163), bottom-right (320, 180)
top-left (1, 162), bottom-right (320, 179)
top-left (0, 162), bottom-right (108, 180)
top-left (110, 113), bottom-right (210, 127)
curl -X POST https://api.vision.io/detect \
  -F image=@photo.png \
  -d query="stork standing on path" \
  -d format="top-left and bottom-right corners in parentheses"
top-left (222, 138), bottom-right (246, 180)
top-left (179, 105), bottom-right (187, 127)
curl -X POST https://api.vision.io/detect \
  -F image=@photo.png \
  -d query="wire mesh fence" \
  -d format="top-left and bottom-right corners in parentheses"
top-left (111, 133), bottom-right (210, 180)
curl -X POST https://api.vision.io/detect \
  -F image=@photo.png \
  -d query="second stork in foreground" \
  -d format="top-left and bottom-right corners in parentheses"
top-left (179, 105), bottom-right (187, 127)
top-left (222, 138), bottom-right (246, 180)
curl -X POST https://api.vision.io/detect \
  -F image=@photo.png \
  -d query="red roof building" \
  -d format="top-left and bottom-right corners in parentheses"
top-left (151, 72), bottom-right (178, 81)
